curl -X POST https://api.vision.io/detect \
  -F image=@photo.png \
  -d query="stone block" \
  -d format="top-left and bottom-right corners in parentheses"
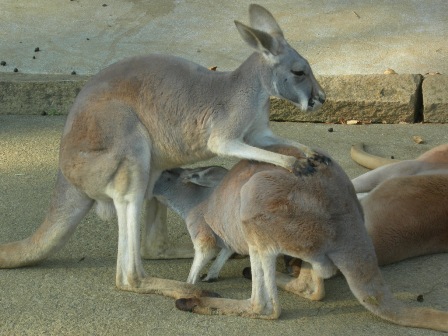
top-left (270, 74), bottom-right (423, 124)
top-left (0, 73), bottom-right (88, 115)
top-left (0, 74), bottom-right (433, 124)
top-left (422, 74), bottom-right (448, 123)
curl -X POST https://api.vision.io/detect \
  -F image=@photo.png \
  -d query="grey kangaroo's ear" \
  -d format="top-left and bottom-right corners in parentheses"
top-left (248, 4), bottom-right (283, 37)
top-left (234, 20), bottom-right (281, 56)
top-left (183, 166), bottom-right (228, 188)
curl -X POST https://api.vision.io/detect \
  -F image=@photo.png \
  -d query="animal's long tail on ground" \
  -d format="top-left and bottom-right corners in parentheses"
top-left (0, 170), bottom-right (93, 268)
top-left (331, 249), bottom-right (448, 332)
top-left (351, 143), bottom-right (399, 169)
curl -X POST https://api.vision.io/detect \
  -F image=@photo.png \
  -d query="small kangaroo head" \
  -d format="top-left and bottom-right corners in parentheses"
top-left (235, 4), bottom-right (325, 112)
top-left (153, 166), bottom-right (228, 218)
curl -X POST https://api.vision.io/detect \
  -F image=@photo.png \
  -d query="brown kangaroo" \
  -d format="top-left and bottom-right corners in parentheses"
top-left (153, 145), bottom-right (448, 331)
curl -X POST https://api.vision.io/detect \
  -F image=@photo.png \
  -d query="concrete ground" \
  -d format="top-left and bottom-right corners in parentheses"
top-left (1, 116), bottom-right (447, 335)
top-left (0, 1), bottom-right (447, 335)
top-left (0, 0), bottom-right (446, 76)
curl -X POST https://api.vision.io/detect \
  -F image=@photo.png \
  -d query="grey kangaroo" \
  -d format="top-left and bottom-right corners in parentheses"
top-left (153, 145), bottom-right (448, 331)
top-left (0, 4), bottom-right (327, 299)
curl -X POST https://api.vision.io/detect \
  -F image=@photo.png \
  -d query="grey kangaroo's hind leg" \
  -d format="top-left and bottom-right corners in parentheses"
top-left (140, 198), bottom-right (194, 259)
top-left (0, 170), bottom-right (93, 268)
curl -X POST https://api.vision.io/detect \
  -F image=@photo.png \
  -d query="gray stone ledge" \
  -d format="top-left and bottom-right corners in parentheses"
top-left (271, 74), bottom-right (423, 124)
top-left (0, 74), bottom-right (89, 116)
top-left (422, 74), bottom-right (448, 123)
top-left (1, 73), bottom-right (446, 123)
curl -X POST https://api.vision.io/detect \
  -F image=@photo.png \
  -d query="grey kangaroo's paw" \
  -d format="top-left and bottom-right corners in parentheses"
top-left (311, 152), bottom-right (332, 166)
top-left (292, 159), bottom-right (316, 176)
top-left (293, 154), bottom-right (331, 176)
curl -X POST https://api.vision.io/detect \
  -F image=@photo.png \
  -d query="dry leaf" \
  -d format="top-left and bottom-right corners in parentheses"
top-left (208, 66), bottom-right (218, 71)
top-left (413, 135), bottom-right (424, 144)
top-left (384, 68), bottom-right (397, 75)
top-left (347, 120), bottom-right (360, 125)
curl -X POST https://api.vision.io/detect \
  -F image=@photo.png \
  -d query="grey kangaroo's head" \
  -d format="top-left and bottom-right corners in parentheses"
top-left (153, 166), bottom-right (228, 218)
top-left (235, 4), bottom-right (325, 111)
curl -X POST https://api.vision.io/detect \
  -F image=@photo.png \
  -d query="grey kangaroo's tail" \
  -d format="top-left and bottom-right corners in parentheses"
top-left (0, 170), bottom-right (93, 268)
top-left (332, 250), bottom-right (448, 332)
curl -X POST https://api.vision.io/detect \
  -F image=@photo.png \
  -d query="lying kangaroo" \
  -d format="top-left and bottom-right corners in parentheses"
top-left (0, 5), bottom-right (328, 298)
top-left (283, 143), bottom-right (448, 300)
top-left (351, 143), bottom-right (448, 265)
top-left (153, 145), bottom-right (448, 331)
top-left (351, 142), bottom-right (448, 191)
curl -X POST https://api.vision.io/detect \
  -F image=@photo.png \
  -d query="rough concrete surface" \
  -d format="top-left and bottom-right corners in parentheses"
top-left (1, 115), bottom-right (447, 335)
top-left (0, 0), bottom-right (446, 76)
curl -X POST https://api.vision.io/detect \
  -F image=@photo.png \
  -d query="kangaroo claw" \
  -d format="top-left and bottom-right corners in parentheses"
top-left (292, 153), bottom-right (331, 176)
top-left (292, 159), bottom-right (317, 176)
top-left (312, 153), bottom-right (332, 166)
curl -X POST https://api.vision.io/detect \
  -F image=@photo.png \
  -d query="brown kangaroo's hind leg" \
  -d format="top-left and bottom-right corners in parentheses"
top-left (331, 247), bottom-right (448, 332)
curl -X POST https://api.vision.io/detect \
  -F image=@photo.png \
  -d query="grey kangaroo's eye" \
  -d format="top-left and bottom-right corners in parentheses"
top-left (291, 70), bottom-right (305, 77)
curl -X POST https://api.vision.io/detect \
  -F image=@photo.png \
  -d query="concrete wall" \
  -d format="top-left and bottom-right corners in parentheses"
top-left (0, 73), bottom-right (446, 123)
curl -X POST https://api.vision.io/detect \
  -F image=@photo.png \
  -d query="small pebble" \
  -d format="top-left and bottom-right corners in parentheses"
top-left (0, 61), bottom-right (6, 66)
top-left (71, 70), bottom-right (77, 75)
top-left (34, 47), bottom-right (40, 52)
top-left (102, 3), bottom-right (108, 6)
top-left (13, 68), bottom-right (18, 72)
top-left (417, 294), bottom-right (424, 302)
top-left (390, 155), bottom-right (394, 159)
top-left (33, 56), bottom-right (36, 59)
top-left (328, 127), bottom-right (334, 132)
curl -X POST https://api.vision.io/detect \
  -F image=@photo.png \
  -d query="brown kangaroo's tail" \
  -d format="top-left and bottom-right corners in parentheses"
top-left (351, 143), bottom-right (399, 169)
top-left (0, 170), bottom-right (93, 268)
top-left (332, 249), bottom-right (448, 332)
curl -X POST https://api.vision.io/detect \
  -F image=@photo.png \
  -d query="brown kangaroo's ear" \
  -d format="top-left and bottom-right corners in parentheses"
top-left (183, 166), bottom-right (228, 188)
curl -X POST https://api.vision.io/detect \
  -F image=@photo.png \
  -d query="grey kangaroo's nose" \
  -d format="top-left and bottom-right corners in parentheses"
top-left (318, 90), bottom-right (326, 104)
top-left (318, 95), bottom-right (326, 104)
top-left (308, 98), bottom-right (315, 108)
